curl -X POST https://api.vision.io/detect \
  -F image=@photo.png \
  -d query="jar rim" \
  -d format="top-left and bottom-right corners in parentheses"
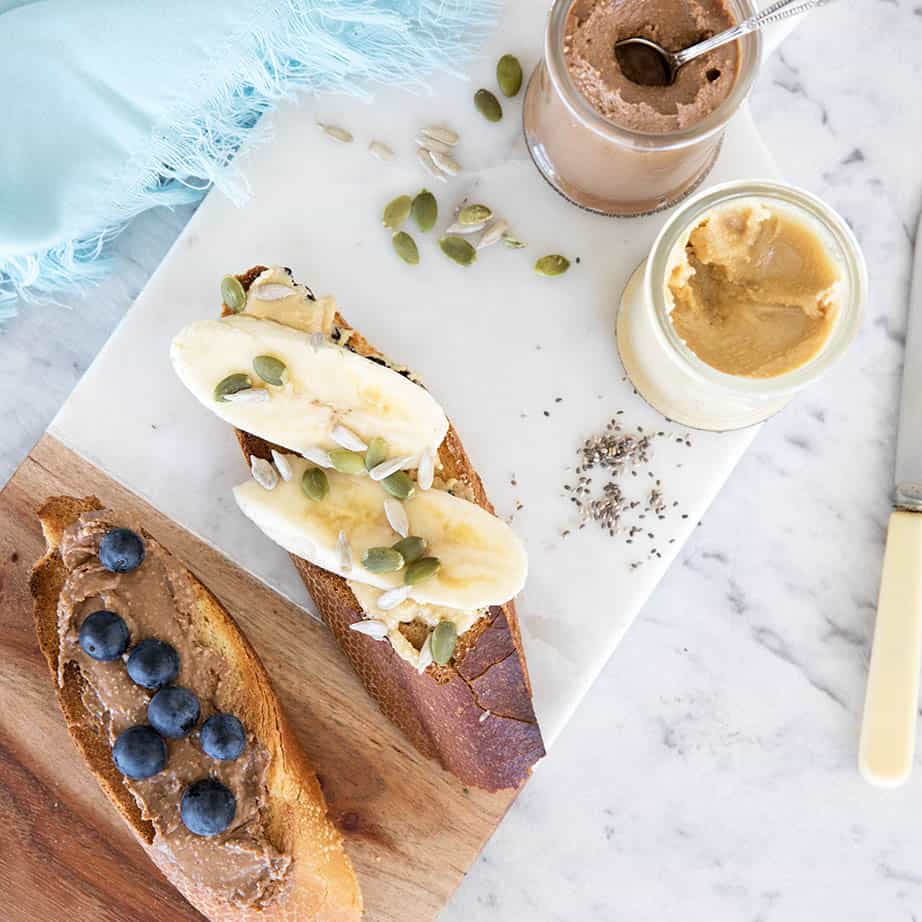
top-left (642, 179), bottom-right (869, 396)
top-left (545, 0), bottom-right (763, 151)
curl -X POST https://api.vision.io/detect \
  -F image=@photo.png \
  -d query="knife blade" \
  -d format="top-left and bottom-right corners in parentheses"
top-left (860, 209), bottom-right (922, 787)
top-left (894, 212), bottom-right (922, 510)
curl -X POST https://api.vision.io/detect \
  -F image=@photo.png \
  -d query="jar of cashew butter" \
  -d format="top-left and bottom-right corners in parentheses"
top-left (617, 180), bottom-right (868, 431)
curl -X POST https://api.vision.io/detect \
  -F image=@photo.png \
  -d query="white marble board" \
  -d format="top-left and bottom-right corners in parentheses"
top-left (50, 0), bottom-right (794, 747)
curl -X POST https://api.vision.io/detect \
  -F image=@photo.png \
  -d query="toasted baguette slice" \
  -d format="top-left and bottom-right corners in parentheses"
top-left (31, 495), bottom-right (362, 922)
top-left (228, 267), bottom-right (545, 791)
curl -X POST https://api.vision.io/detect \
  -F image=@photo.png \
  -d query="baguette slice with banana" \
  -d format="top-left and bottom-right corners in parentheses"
top-left (171, 266), bottom-right (545, 791)
top-left (31, 494), bottom-right (362, 921)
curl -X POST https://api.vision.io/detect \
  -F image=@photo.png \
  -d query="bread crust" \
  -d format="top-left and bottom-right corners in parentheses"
top-left (31, 495), bottom-right (363, 922)
top-left (231, 268), bottom-right (545, 791)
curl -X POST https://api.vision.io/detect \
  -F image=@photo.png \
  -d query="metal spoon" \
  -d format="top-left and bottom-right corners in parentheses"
top-left (614, 0), bottom-right (831, 87)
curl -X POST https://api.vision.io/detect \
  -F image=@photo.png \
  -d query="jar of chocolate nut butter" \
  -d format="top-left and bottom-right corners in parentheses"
top-left (523, 0), bottom-right (762, 216)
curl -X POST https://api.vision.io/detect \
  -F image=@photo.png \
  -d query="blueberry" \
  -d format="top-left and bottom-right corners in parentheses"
top-left (78, 610), bottom-right (129, 661)
top-left (112, 725), bottom-right (166, 779)
top-left (126, 639), bottom-right (179, 690)
top-left (200, 713), bottom-right (246, 761)
top-left (148, 686), bottom-right (200, 739)
top-left (98, 528), bottom-right (145, 573)
top-left (181, 779), bottom-right (236, 836)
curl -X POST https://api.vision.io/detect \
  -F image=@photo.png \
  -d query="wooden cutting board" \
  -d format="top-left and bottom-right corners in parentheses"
top-left (0, 435), bottom-right (517, 922)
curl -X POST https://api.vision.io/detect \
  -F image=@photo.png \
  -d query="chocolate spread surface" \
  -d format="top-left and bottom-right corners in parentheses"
top-left (57, 510), bottom-right (291, 909)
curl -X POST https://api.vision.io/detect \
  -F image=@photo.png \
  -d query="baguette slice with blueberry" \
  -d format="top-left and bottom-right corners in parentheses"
top-left (30, 494), bottom-right (362, 922)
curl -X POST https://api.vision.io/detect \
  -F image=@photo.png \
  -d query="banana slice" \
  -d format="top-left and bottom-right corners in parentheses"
top-left (234, 455), bottom-right (527, 610)
top-left (171, 314), bottom-right (448, 459)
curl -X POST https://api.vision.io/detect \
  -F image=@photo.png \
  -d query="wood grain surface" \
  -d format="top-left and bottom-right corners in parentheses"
top-left (0, 435), bottom-right (519, 922)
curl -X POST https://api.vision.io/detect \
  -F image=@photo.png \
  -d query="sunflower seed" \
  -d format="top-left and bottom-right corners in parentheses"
top-left (378, 585), bottom-right (412, 611)
top-left (535, 254), bottom-right (571, 276)
top-left (445, 221), bottom-right (487, 235)
top-left (417, 450), bottom-right (435, 490)
top-left (415, 133), bottom-right (454, 156)
top-left (214, 373), bottom-right (252, 402)
top-left (271, 450), bottom-right (293, 482)
top-left (392, 230), bottom-right (420, 265)
top-left (318, 123), bottom-right (353, 143)
top-left (416, 147), bottom-right (447, 182)
top-left (458, 203), bottom-right (493, 225)
top-left (301, 466), bottom-right (329, 501)
top-left (383, 194), bottom-right (412, 229)
top-left (251, 283), bottom-right (294, 301)
top-left (224, 388), bottom-right (269, 404)
top-left (439, 235), bottom-right (477, 267)
top-left (253, 355), bottom-right (288, 385)
top-left (337, 530), bottom-right (352, 572)
top-left (221, 275), bottom-right (246, 313)
top-left (474, 89), bottom-right (503, 122)
top-left (430, 150), bottom-right (461, 176)
top-left (404, 556), bottom-right (441, 585)
top-left (411, 190), bottom-right (438, 232)
top-left (349, 619), bottom-right (389, 640)
top-left (421, 125), bottom-right (459, 146)
top-left (502, 233), bottom-right (527, 248)
top-left (478, 709), bottom-right (492, 723)
top-left (369, 455), bottom-right (416, 481)
top-left (392, 535), bottom-right (427, 563)
top-left (363, 547), bottom-right (405, 573)
top-left (310, 332), bottom-right (325, 352)
top-left (384, 498), bottom-right (409, 538)
top-left (331, 424), bottom-right (368, 452)
top-left (497, 54), bottom-right (524, 97)
top-left (250, 456), bottom-right (279, 491)
top-left (477, 218), bottom-right (509, 250)
top-left (430, 620), bottom-right (457, 664)
top-left (302, 446), bottom-right (333, 468)
top-left (329, 449), bottom-right (367, 474)
top-left (368, 140), bottom-right (394, 160)
top-left (416, 635), bottom-right (434, 673)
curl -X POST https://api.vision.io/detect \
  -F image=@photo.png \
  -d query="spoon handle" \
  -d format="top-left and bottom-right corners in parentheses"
top-left (673, 0), bottom-right (832, 67)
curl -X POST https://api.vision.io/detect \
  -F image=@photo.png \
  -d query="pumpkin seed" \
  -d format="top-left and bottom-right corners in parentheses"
top-left (497, 54), bottom-right (524, 97)
top-left (383, 194), bottom-right (412, 229)
top-left (329, 449), bottom-right (367, 475)
top-left (381, 470), bottom-right (416, 500)
top-left (301, 467), bottom-right (329, 501)
top-left (458, 203), bottom-right (493, 225)
top-left (392, 535), bottom-right (427, 564)
top-left (474, 88), bottom-right (502, 122)
top-left (362, 547), bottom-right (405, 573)
top-left (392, 231), bottom-right (420, 265)
top-left (502, 233), bottom-right (527, 248)
top-left (421, 125), bottom-right (459, 146)
top-left (252, 355), bottom-right (288, 386)
top-left (214, 373), bottom-right (252, 402)
top-left (430, 150), bottom-right (461, 176)
top-left (411, 190), bottom-right (438, 232)
top-left (439, 235), bottom-right (477, 267)
top-left (430, 620), bottom-right (458, 664)
top-left (404, 556), bottom-right (441, 585)
top-left (535, 254), bottom-right (571, 276)
top-left (365, 436), bottom-right (389, 470)
top-left (221, 275), bottom-right (246, 313)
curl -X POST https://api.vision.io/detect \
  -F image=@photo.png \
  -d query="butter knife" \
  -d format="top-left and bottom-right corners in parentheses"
top-left (859, 210), bottom-right (922, 787)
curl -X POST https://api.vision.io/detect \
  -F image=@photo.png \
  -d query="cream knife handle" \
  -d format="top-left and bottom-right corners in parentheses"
top-left (859, 510), bottom-right (922, 786)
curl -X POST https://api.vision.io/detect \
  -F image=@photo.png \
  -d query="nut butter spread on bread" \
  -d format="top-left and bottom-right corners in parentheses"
top-left (31, 495), bottom-right (362, 922)
top-left (171, 266), bottom-right (545, 791)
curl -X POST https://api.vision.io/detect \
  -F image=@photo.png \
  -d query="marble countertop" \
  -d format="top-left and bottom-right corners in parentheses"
top-left (3, 2), bottom-right (921, 919)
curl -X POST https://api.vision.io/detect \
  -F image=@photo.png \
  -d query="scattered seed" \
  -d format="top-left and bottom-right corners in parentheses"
top-left (383, 195), bottom-right (412, 229)
top-left (384, 498), bottom-right (409, 538)
top-left (301, 466), bottom-right (330, 501)
top-left (415, 133), bottom-right (454, 156)
top-left (252, 355), bottom-right (288, 386)
top-left (251, 283), bottom-right (294, 301)
top-left (416, 634), bottom-right (434, 673)
top-left (221, 275), bottom-right (246, 313)
top-left (329, 449), bottom-right (367, 475)
top-left (430, 621), bottom-right (458, 665)
top-left (302, 446), bottom-right (334, 468)
top-left (337, 530), bottom-right (352, 572)
top-left (416, 146), bottom-right (447, 182)
top-left (392, 536), bottom-right (427, 564)
top-left (458, 203), bottom-right (493, 225)
top-left (368, 140), bottom-right (394, 160)
top-left (421, 125), bottom-right (459, 145)
top-left (411, 190), bottom-right (438, 232)
top-left (349, 620), bottom-right (389, 640)
top-left (477, 218), bottom-right (509, 249)
top-left (365, 436), bottom-right (389, 470)
top-left (250, 456), bottom-right (279, 491)
top-left (502, 233), bottom-right (527, 248)
top-left (271, 450), bottom-right (293, 482)
top-left (404, 556), bottom-right (441, 585)
top-left (474, 88), bottom-right (503, 122)
top-left (369, 455), bottom-right (416, 481)
top-left (214, 373), bottom-right (252, 402)
top-left (439, 235), bottom-right (477, 266)
top-left (479, 709), bottom-right (492, 722)
top-left (378, 585), bottom-right (412, 611)
top-left (445, 220), bottom-right (487, 235)
top-left (392, 230), bottom-right (420, 265)
top-left (224, 388), bottom-right (269, 404)
top-left (417, 449), bottom-right (435, 490)
top-left (318, 123), bottom-right (353, 143)
top-left (535, 254), bottom-right (571, 276)
top-left (381, 470), bottom-right (416, 501)
top-left (331, 424), bottom-right (368, 452)
top-left (430, 149), bottom-right (461, 176)
top-left (497, 54), bottom-right (524, 97)
top-left (362, 547), bottom-right (405, 573)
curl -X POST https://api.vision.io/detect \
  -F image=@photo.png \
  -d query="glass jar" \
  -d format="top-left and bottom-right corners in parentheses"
top-left (616, 180), bottom-right (868, 430)
top-left (523, 0), bottom-right (762, 217)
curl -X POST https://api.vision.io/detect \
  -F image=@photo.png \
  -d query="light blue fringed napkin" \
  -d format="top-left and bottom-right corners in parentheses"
top-left (0, 0), bottom-right (497, 318)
